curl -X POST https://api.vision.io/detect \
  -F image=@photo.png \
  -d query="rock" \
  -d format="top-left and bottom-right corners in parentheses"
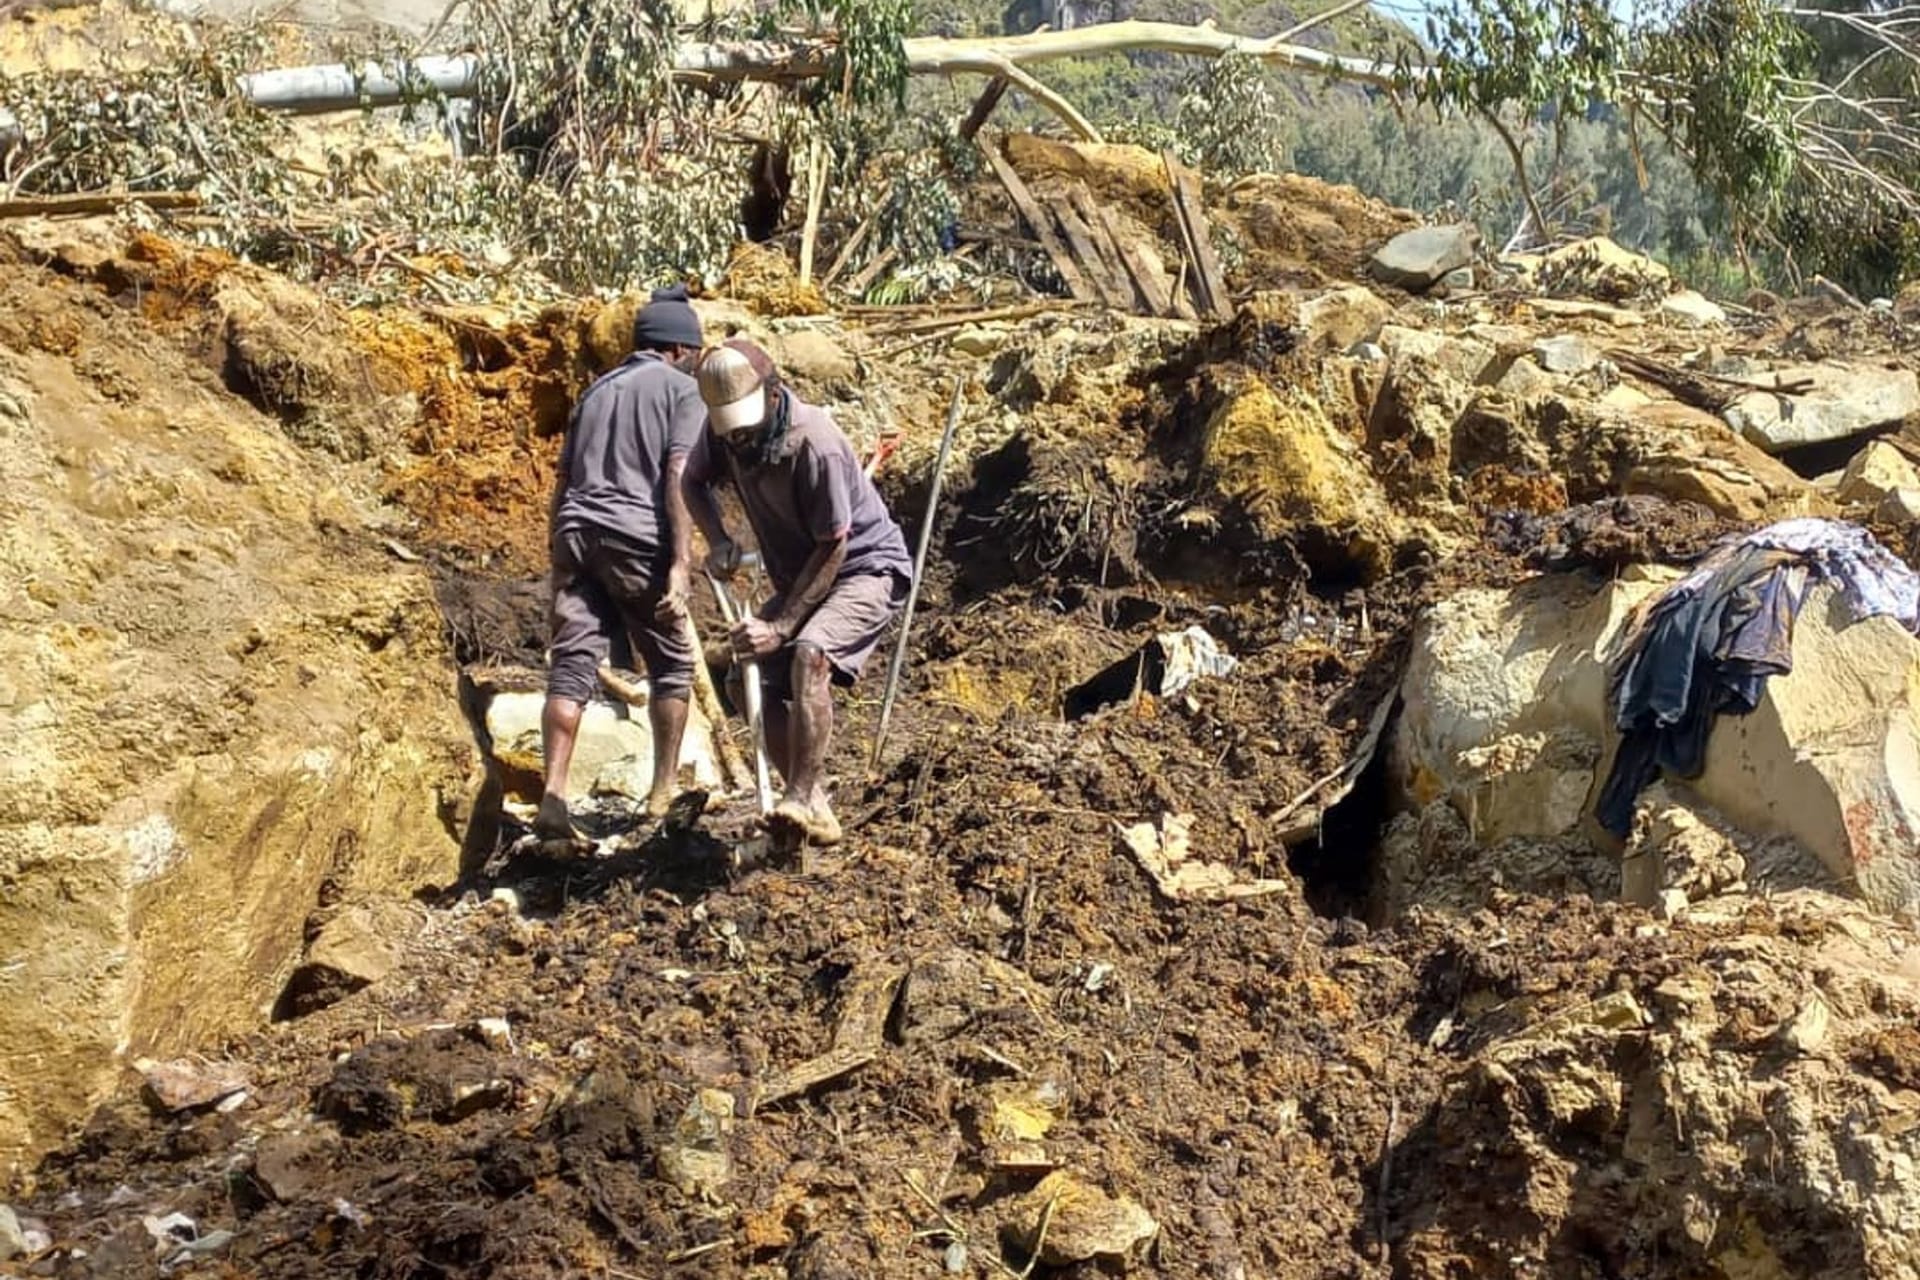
top-left (0, 1205), bottom-right (24, 1262)
top-left (1879, 487), bottom-right (1920, 526)
top-left (1661, 289), bottom-right (1728, 327)
top-left (1724, 365), bottom-right (1920, 453)
top-left (1495, 357), bottom-right (1556, 402)
top-left (0, 270), bottom-right (472, 1166)
top-left (1438, 266), bottom-right (1476, 294)
top-left (1529, 297), bottom-right (1646, 327)
top-left (950, 325), bottom-right (1008, 358)
top-left (278, 900), bottom-right (416, 1017)
top-left (1557, 401), bottom-right (1821, 524)
top-left (1782, 991), bottom-right (1832, 1054)
top-left (481, 684), bottom-right (724, 806)
top-left (1532, 236), bottom-right (1671, 301)
top-left (656, 1088), bottom-right (736, 1199)
top-left (1002, 1171), bottom-right (1158, 1266)
top-left (1295, 285), bottom-right (1392, 352)
top-left (1348, 341), bottom-right (1387, 363)
top-left (1657, 889), bottom-right (1690, 920)
top-left (1533, 334), bottom-right (1603, 374)
top-left (1839, 441), bottom-right (1920, 508)
top-left (1378, 325), bottom-right (1499, 384)
top-left (1394, 575), bottom-right (1920, 909)
top-left (475, 1017), bottom-right (512, 1051)
top-left (767, 328), bottom-right (855, 387)
top-left (1370, 224), bottom-right (1479, 292)
top-left (136, 1057), bottom-right (248, 1114)
top-left (1201, 379), bottom-right (1404, 579)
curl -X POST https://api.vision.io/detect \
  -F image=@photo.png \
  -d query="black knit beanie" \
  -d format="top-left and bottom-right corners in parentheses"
top-left (631, 283), bottom-right (703, 351)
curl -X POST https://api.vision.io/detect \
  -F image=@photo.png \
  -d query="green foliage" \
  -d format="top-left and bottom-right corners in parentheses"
top-left (1409, 0), bottom-right (1626, 120)
top-left (1174, 53), bottom-right (1284, 176)
top-left (0, 26), bottom-right (293, 202)
top-left (1635, 0), bottom-right (1806, 218)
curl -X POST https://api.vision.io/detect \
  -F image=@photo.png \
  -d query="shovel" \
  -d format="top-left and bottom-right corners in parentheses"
top-left (706, 561), bottom-right (774, 816)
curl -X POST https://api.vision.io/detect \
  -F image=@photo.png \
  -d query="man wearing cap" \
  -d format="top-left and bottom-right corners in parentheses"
top-left (685, 338), bottom-right (912, 846)
top-left (537, 284), bottom-right (706, 844)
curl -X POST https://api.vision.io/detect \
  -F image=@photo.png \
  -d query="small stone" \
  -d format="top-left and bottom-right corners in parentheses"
top-left (1661, 289), bottom-right (1728, 327)
top-left (657, 1089), bottom-right (737, 1199)
top-left (943, 1240), bottom-right (969, 1273)
top-left (1438, 266), bottom-right (1476, 293)
top-left (136, 1058), bottom-right (249, 1114)
top-left (1657, 889), bottom-right (1690, 921)
top-left (1532, 334), bottom-right (1603, 374)
top-left (1782, 991), bottom-right (1832, 1054)
top-left (1346, 341), bottom-right (1386, 363)
top-left (1002, 1170), bottom-right (1158, 1266)
top-left (1872, 297), bottom-right (1895, 313)
top-left (489, 887), bottom-right (521, 913)
top-left (950, 325), bottom-right (1008, 358)
top-left (0, 1205), bottom-right (26, 1262)
top-left (475, 1018), bottom-right (513, 1052)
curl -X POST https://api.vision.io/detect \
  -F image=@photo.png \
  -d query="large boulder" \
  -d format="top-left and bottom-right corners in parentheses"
top-left (1203, 378), bottom-right (1404, 579)
top-left (1724, 364), bottom-right (1920, 453)
top-left (1370, 224), bottom-right (1479, 293)
top-left (0, 262), bottom-right (473, 1166)
top-left (1395, 572), bottom-right (1920, 909)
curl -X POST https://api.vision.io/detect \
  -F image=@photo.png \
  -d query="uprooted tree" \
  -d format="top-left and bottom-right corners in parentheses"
top-left (4, 0), bottom-right (1918, 296)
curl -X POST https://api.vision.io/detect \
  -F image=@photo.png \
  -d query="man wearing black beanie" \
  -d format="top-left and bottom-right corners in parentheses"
top-left (537, 284), bottom-right (706, 845)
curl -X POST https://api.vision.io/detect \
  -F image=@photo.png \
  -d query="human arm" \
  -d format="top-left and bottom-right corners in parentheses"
top-left (680, 426), bottom-right (739, 576)
top-left (731, 436), bottom-right (852, 657)
top-left (733, 534), bottom-right (846, 657)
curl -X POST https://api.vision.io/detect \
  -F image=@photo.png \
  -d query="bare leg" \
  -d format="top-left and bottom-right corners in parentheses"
top-left (538, 696), bottom-right (585, 836)
top-left (775, 643), bottom-right (839, 843)
top-left (761, 692), bottom-right (794, 784)
top-left (647, 693), bottom-right (690, 817)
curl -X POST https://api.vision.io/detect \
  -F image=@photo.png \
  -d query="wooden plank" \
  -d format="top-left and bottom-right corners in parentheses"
top-left (980, 138), bottom-right (1098, 304)
top-left (1066, 184), bottom-right (1132, 300)
top-left (1161, 151), bottom-right (1232, 321)
top-left (1049, 192), bottom-right (1131, 309)
top-left (1090, 198), bottom-right (1174, 317)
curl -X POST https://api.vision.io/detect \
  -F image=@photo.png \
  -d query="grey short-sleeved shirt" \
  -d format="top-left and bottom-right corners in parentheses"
top-left (686, 391), bottom-right (913, 592)
top-left (552, 352), bottom-right (704, 552)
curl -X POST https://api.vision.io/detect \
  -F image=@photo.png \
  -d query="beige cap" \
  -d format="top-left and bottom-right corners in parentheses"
top-left (696, 339), bottom-right (775, 433)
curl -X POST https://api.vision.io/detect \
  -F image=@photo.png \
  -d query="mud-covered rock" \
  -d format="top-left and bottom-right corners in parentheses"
top-left (1397, 574), bottom-right (1920, 909)
top-left (1203, 377), bottom-right (1404, 578)
top-left (1003, 1171), bottom-right (1158, 1266)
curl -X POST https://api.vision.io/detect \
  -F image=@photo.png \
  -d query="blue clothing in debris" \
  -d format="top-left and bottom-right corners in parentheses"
top-left (1596, 519), bottom-right (1920, 835)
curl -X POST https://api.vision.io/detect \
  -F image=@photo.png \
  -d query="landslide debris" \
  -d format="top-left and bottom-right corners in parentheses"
top-left (7, 128), bottom-right (1920, 1280)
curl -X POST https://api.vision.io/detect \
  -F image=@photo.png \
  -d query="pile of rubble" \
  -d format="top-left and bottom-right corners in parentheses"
top-left (7, 112), bottom-right (1920, 1280)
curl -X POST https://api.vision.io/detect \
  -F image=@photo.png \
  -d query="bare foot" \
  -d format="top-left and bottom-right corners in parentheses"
top-left (645, 786), bottom-right (675, 820)
top-left (770, 794), bottom-right (841, 847)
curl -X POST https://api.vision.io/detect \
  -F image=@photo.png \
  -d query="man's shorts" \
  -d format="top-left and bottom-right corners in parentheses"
top-left (760, 570), bottom-right (908, 699)
top-left (547, 527), bottom-right (694, 705)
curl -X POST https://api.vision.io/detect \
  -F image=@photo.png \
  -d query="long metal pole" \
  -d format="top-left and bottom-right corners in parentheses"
top-left (869, 377), bottom-right (966, 775)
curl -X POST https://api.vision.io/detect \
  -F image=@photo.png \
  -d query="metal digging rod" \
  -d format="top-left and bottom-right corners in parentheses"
top-left (869, 377), bottom-right (967, 776)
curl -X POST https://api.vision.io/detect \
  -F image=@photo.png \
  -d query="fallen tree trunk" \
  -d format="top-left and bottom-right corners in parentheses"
top-left (225, 22), bottom-right (1409, 141)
